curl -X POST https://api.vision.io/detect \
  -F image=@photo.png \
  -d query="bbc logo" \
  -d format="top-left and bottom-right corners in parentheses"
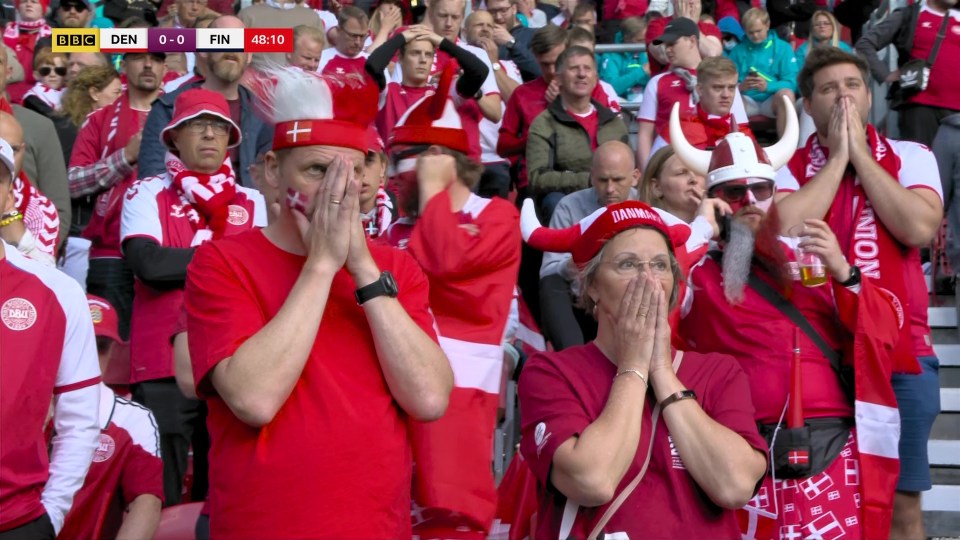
top-left (52, 29), bottom-right (99, 52)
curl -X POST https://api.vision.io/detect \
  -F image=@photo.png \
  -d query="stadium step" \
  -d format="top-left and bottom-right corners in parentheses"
top-left (925, 297), bottom-right (960, 537)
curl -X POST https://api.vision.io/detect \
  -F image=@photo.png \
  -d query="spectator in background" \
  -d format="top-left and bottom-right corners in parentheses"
top-left (549, 0), bottom-right (578, 27)
top-left (935, 113), bottom-right (960, 341)
top-left (360, 126), bottom-right (394, 238)
top-left (286, 25), bottom-right (325, 72)
top-left (57, 295), bottom-right (163, 540)
top-left (3, 0), bottom-right (53, 104)
top-left (159, 0), bottom-right (217, 28)
top-left (856, 0), bottom-right (960, 147)
top-left (795, 10), bottom-right (851, 63)
top-left (56, 0), bottom-right (94, 28)
top-left (716, 15), bottom-right (743, 53)
top-left (0, 135), bottom-right (100, 539)
top-left (65, 51), bottom-right (110, 84)
top-left (646, 0), bottom-right (723, 77)
top-left (564, 27), bottom-right (622, 108)
top-left (599, 0), bottom-right (647, 41)
top-left (22, 49), bottom-right (66, 114)
top-left (636, 17), bottom-right (749, 169)
top-left (515, 0), bottom-right (548, 28)
top-left (139, 16), bottom-right (272, 187)
top-left (486, 0), bottom-right (542, 82)
top-left (69, 52), bottom-right (165, 341)
top-left (599, 16), bottom-right (650, 101)
top-left (526, 46), bottom-right (629, 222)
top-left (569, 1), bottom-right (596, 33)
top-left (466, 9), bottom-right (524, 199)
top-left (638, 145), bottom-right (704, 224)
top-left (728, 8), bottom-right (798, 136)
top-left (318, 7), bottom-right (371, 76)
top-left (669, 56), bottom-right (753, 152)
top-left (238, 0), bottom-right (322, 67)
top-left (538, 140), bottom-right (638, 350)
top-left (122, 89), bottom-right (266, 507)
top-left (366, 0), bottom-right (404, 53)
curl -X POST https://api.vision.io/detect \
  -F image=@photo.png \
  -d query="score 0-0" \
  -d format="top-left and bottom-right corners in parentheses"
top-left (244, 28), bottom-right (294, 53)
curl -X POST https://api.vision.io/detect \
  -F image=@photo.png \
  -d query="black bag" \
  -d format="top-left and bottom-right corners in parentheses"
top-left (889, 10), bottom-right (950, 109)
top-left (759, 418), bottom-right (853, 479)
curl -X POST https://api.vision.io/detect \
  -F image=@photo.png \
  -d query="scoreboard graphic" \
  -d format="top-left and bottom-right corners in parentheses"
top-left (52, 28), bottom-right (294, 54)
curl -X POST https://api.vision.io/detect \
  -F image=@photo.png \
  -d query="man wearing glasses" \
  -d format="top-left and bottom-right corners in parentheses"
top-left (484, 0), bottom-right (540, 82)
top-left (317, 5), bottom-right (372, 77)
top-left (120, 88), bottom-right (266, 506)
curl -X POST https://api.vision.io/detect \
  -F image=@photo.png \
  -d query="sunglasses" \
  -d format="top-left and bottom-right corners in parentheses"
top-left (709, 181), bottom-right (775, 204)
top-left (38, 66), bottom-right (67, 77)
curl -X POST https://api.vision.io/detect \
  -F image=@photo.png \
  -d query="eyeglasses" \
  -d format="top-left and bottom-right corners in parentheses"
top-left (61, 3), bottom-right (89, 11)
top-left (709, 181), bottom-right (774, 204)
top-left (341, 29), bottom-right (368, 42)
top-left (38, 66), bottom-right (67, 77)
top-left (487, 6), bottom-right (514, 15)
top-left (184, 118), bottom-right (231, 136)
top-left (603, 256), bottom-right (672, 277)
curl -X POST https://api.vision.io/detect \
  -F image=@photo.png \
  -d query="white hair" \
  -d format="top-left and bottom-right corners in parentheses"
top-left (249, 62), bottom-right (350, 124)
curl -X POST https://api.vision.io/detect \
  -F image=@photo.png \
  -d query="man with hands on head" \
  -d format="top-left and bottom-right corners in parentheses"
top-left (184, 66), bottom-right (452, 540)
top-left (775, 47), bottom-right (944, 540)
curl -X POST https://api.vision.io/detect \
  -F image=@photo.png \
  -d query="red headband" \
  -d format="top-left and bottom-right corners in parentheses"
top-left (273, 119), bottom-right (369, 153)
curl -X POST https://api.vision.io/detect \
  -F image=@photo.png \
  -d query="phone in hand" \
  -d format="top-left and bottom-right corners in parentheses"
top-left (717, 210), bottom-right (732, 243)
top-left (748, 68), bottom-right (758, 78)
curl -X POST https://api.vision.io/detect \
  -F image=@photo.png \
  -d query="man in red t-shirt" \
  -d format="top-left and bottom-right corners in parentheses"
top-left (645, 0), bottom-right (724, 77)
top-left (184, 66), bottom-right (452, 539)
top-left (69, 51), bottom-right (167, 341)
top-left (317, 5), bottom-right (371, 76)
top-left (384, 64), bottom-right (521, 539)
top-left (59, 295), bottom-right (163, 540)
top-left (0, 138), bottom-right (100, 539)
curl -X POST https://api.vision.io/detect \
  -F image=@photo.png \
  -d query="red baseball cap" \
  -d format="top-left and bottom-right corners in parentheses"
top-left (161, 88), bottom-right (242, 151)
top-left (87, 295), bottom-right (122, 343)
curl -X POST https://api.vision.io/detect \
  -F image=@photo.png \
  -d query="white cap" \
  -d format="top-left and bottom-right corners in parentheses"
top-left (0, 138), bottom-right (15, 177)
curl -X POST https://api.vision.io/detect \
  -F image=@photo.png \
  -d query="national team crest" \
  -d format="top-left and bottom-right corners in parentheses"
top-left (227, 205), bottom-right (249, 226)
top-left (93, 433), bottom-right (116, 463)
top-left (90, 305), bottom-right (103, 324)
top-left (2, 297), bottom-right (37, 331)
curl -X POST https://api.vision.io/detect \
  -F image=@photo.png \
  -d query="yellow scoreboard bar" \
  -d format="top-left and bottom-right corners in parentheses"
top-left (51, 28), bottom-right (99, 52)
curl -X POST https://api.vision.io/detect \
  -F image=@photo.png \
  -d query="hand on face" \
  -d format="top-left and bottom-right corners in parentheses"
top-left (843, 96), bottom-right (870, 162)
top-left (607, 275), bottom-right (660, 373)
top-left (491, 26), bottom-right (513, 45)
top-left (296, 154), bottom-right (360, 275)
top-left (647, 283), bottom-right (673, 378)
top-left (545, 78), bottom-right (561, 102)
top-left (825, 97), bottom-right (849, 161)
top-left (795, 219), bottom-right (851, 282)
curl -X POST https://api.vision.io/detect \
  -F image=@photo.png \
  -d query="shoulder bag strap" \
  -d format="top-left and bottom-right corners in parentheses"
top-left (926, 9), bottom-right (952, 65)
top-left (586, 351), bottom-right (684, 540)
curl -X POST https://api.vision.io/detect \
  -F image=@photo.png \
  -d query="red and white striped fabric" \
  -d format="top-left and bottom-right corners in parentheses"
top-left (14, 173), bottom-right (59, 260)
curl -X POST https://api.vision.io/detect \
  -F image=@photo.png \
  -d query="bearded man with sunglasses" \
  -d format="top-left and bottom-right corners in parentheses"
top-left (674, 96), bottom-right (908, 540)
top-left (120, 89), bottom-right (266, 507)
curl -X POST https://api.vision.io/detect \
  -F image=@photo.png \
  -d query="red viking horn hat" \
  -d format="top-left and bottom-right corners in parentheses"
top-left (520, 199), bottom-right (691, 267)
top-left (669, 94), bottom-right (799, 189)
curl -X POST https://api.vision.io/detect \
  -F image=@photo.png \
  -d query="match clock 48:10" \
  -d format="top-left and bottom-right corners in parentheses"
top-left (245, 28), bottom-right (294, 53)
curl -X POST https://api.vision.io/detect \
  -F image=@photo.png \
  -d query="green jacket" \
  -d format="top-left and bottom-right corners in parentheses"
top-left (526, 98), bottom-right (629, 194)
top-left (728, 34), bottom-right (799, 102)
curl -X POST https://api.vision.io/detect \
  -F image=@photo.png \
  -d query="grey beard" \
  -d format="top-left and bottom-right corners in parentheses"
top-left (721, 219), bottom-right (756, 305)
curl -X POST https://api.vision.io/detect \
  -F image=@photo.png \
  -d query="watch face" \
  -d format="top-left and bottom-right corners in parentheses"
top-left (383, 271), bottom-right (399, 297)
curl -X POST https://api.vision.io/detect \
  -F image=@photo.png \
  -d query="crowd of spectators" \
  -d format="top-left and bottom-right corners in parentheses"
top-left (0, 0), bottom-right (958, 538)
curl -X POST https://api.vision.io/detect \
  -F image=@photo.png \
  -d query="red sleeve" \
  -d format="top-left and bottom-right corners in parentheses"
top-left (120, 443), bottom-right (164, 504)
top-left (382, 246), bottom-right (439, 343)
top-left (517, 353), bottom-right (594, 486)
top-left (699, 355), bottom-right (768, 457)
top-left (68, 108), bottom-right (105, 168)
top-left (698, 21), bottom-right (722, 40)
top-left (497, 91), bottom-right (527, 157)
top-left (408, 193), bottom-right (521, 282)
top-left (184, 241), bottom-right (267, 399)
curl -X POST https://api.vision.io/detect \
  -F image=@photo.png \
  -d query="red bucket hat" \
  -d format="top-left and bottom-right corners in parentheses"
top-left (87, 294), bottom-right (122, 343)
top-left (161, 88), bottom-right (242, 151)
top-left (520, 199), bottom-right (691, 267)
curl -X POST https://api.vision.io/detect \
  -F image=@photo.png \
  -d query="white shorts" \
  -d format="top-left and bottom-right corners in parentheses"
top-left (742, 95), bottom-right (779, 118)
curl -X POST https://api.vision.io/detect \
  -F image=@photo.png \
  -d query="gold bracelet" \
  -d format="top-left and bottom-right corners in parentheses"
top-left (0, 211), bottom-right (23, 228)
top-left (614, 369), bottom-right (648, 389)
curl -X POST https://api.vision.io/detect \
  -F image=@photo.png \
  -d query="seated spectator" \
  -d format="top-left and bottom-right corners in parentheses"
top-left (121, 89), bottom-right (266, 507)
top-left (366, 0), bottom-right (405, 53)
top-left (487, 0), bottom-right (542, 82)
top-left (599, 16), bottom-right (650, 101)
top-left (516, 0), bottom-right (548, 28)
top-left (361, 126), bottom-right (394, 239)
top-left (638, 146), bottom-right (704, 224)
top-left (637, 18), bottom-right (749, 169)
top-left (569, 0), bottom-right (596, 33)
top-left (238, 0), bottom-right (322, 67)
top-left (565, 26), bottom-right (621, 103)
top-left (65, 51), bottom-right (110, 86)
top-left (23, 49), bottom-right (66, 111)
top-left (796, 10), bottom-right (852, 62)
top-left (3, 0), bottom-right (53, 104)
top-left (499, 24), bottom-right (620, 200)
top-left (318, 6), bottom-right (372, 76)
top-left (526, 45), bottom-right (629, 222)
top-left (645, 0), bottom-right (723, 76)
top-left (0, 112), bottom-right (59, 265)
top-left (550, 0), bottom-right (578, 27)
top-left (518, 198), bottom-right (767, 538)
top-left (366, 25), bottom-right (489, 155)
top-left (728, 8), bottom-right (799, 136)
top-left (286, 25), bottom-right (325, 72)
top-left (539, 140), bottom-right (638, 351)
top-left (58, 295), bottom-right (164, 540)
top-left (717, 15), bottom-right (744, 53)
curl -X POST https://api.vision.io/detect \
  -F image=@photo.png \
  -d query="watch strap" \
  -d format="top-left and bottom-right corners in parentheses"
top-left (837, 265), bottom-right (861, 287)
top-left (659, 389), bottom-right (696, 410)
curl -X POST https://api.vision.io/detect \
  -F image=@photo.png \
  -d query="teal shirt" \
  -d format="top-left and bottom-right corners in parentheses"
top-left (795, 39), bottom-right (853, 65)
top-left (599, 50), bottom-right (650, 98)
top-left (728, 34), bottom-right (799, 102)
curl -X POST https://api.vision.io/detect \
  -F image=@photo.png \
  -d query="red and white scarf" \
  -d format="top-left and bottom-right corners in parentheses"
top-left (788, 126), bottom-right (918, 539)
top-left (23, 82), bottom-right (62, 110)
top-left (2, 19), bottom-right (52, 49)
top-left (165, 152), bottom-right (237, 241)
top-left (12, 171), bottom-right (58, 258)
top-left (362, 187), bottom-right (394, 238)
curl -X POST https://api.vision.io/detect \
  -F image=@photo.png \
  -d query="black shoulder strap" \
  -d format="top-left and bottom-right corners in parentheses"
top-left (927, 8), bottom-right (952, 65)
top-left (707, 251), bottom-right (842, 371)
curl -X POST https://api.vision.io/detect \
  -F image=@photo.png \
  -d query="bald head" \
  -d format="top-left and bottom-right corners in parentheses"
top-left (591, 141), bottom-right (639, 205)
top-left (211, 15), bottom-right (244, 29)
top-left (0, 112), bottom-right (25, 176)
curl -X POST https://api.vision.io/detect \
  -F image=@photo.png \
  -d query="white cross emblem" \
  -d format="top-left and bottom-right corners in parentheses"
top-left (800, 473), bottom-right (834, 500)
top-left (802, 512), bottom-right (845, 540)
top-left (780, 525), bottom-right (802, 540)
top-left (828, 490), bottom-right (840, 501)
top-left (364, 219), bottom-right (378, 237)
top-left (844, 459), bottom-right (860, 486)
top-left (844, 516), bottom-right (858, 527)
top-left (286, 121), bottom-right (311, 143)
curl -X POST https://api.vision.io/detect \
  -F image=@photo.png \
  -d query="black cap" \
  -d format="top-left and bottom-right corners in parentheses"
top-left (652, 17), bottom-right (699, 46)
top-left (59, 0), bottom-right (91, 10)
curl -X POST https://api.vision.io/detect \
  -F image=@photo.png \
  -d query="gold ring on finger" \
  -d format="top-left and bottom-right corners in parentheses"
top-left (331, 199), bottom-right (342, 205)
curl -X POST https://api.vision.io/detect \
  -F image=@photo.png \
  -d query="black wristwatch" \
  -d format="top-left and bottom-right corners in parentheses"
top-left (838, 265), bottom-right (862, 287)
top-left (355, 272), bottom-right (399, 305)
